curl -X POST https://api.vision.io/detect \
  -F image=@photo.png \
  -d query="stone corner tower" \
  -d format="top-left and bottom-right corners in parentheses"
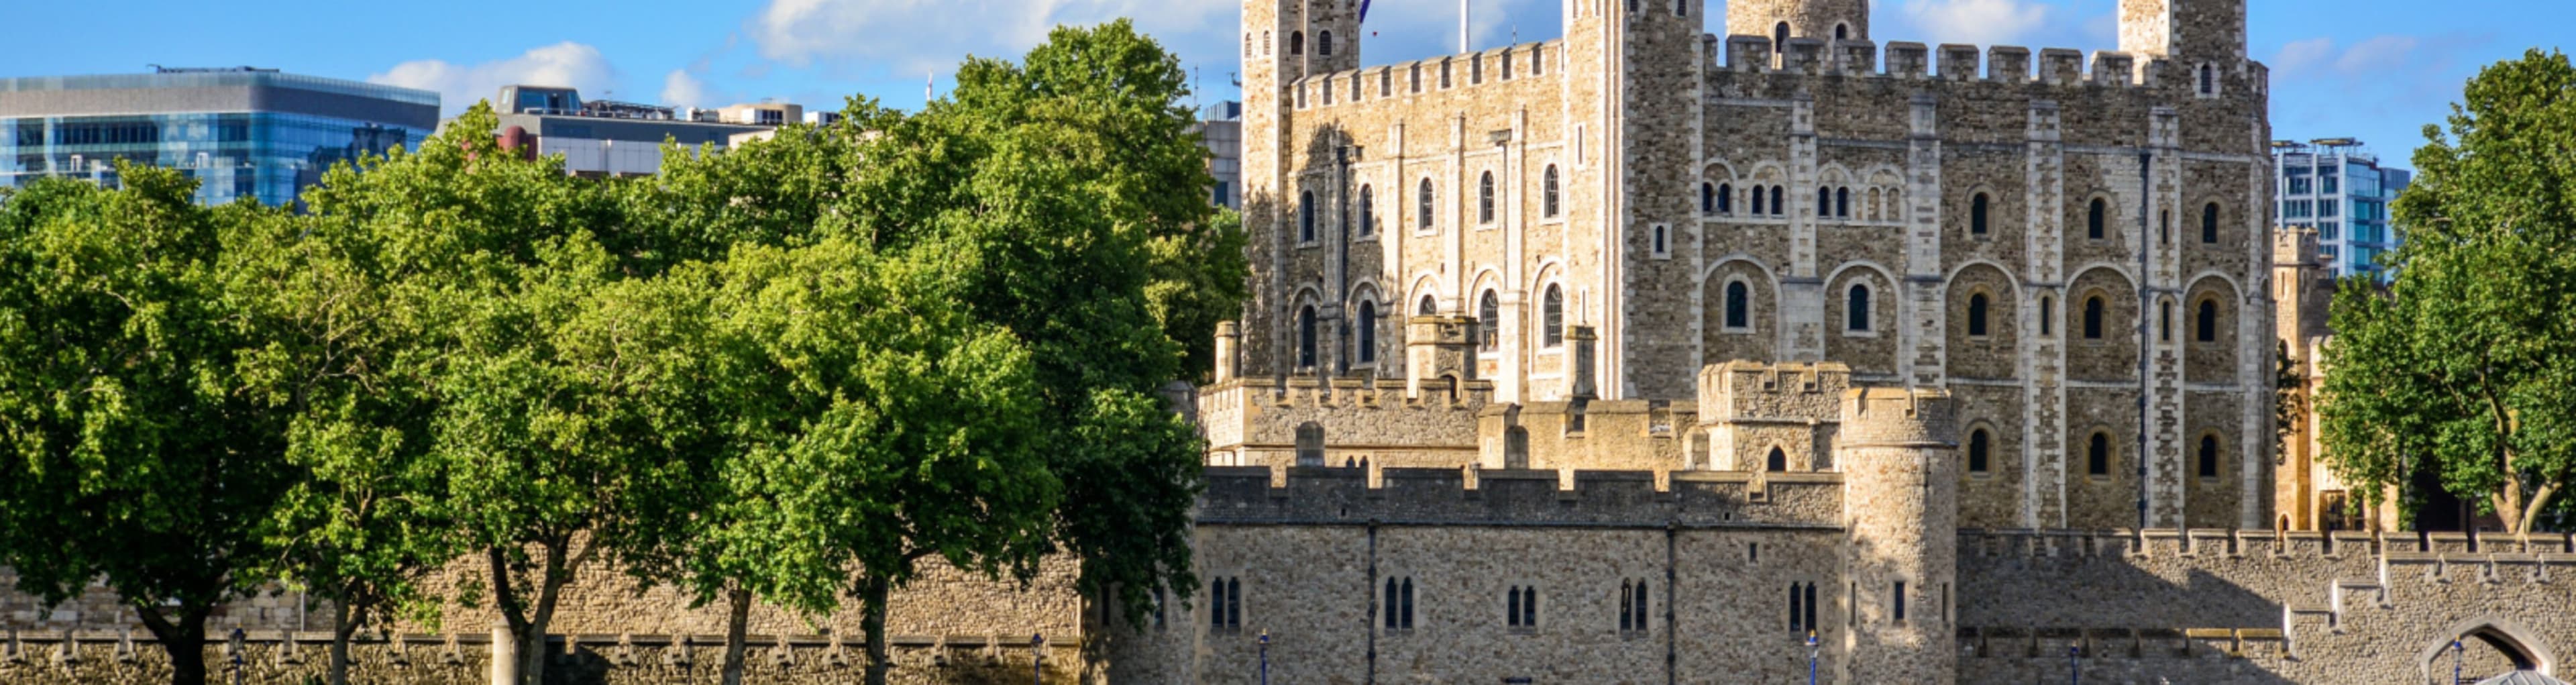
top-left (2118, 0), bottom-right (2248, 61)
top-left (1725, 0), bottom-right (1870, 42)
top-left (1835, 386), bottom-right (1958, 684)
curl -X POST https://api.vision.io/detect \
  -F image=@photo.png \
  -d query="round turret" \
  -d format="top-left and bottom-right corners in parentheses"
top-left (1834, 386), bottom-right (1957, 683)
top-left (1727, 0), bottom-right (1870, 46)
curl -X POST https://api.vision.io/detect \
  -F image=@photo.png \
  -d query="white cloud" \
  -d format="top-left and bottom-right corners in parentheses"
top-left (663, 69), bottom-right (718, 108)
top-left (751, 0), bottom-right (1234, 77)
top-left (2273, 38), bottom-right (2337, 77)
top-left (2334, 35), bottom-right (2421, 75)
top-left (1890, 0), bottom-right (2052, 47)
top-left (369, 42), bottom-right (618, 114)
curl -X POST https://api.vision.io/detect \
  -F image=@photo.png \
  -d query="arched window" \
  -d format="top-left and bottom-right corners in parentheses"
top-left (1542, 284), bottom-right (1565, 348)
top-left (1418, 295), bottom-right (1438, 316)
top-left (1818, 187), bottom-right (1833, 217)
top-left (2202, 203), bottom-right (2220, 244)
top-left (2198, 435), bottom-right (2220, 478)
top-left (2159, 300), bottom-right (2174, 343)
top-left (1787, 583), bottom-right (1803, 631)
top-left (1357, 185), bottom-right (1375, 237)
top-left (1835, 23), bottom-right (1849, 41)
top-left (1845, 284), bottom-right (1870, 333)
top-left (1968, 293), bottom-right (1990, 337)
top-left (1675, 0), bottom-right (1686, 17)
top-left (2087, 432), bottom-right (2112, 476)
top-left (1417, 178), bottom-right (1435, 231)
top-left (1318, 30), bottom-right (1334, 56)
top-left (2087, 198), bottom-right (2108, 240)
top-left (1542, 165), bottom-right (1560, 217)
top-left (2159, 209), bottom-right (2171, 245)
top-left (1298, 191), bottom-right (1317, 242)
top-left (2198, 64), bottom-right (2215, 95)
top-left (1263, 32), bottom-right (1272, 56)
top-left (1867, 188), bottom-right (1882, 221)
top-left (1701, 182), bottom-right (1715, 214)
top-left (1767, 447), bottom-right (1788, 472)
top-left (1725, 281), bottom-right (1750, 329)
top-left (2083, 297), bottom-right (2106, 339)
top-left (2039, 296), bottom-right (2054, 336)
top-left (1771, 186), bottom-right (1786, 216)
top-left (1621, 581), bottom-right (1635, 631)
top-left (1478, 171), bottom-right (1497, 223)
top-left (1478, 290), bottom-right (1500, 352)
top-left (1631, 580), bottom-right (1649, 630)
top-left (1971, 193), bottom-right (1990, 235)
top-left (1289, 31), bottom-right (1304, 56)
top-left (2196, 299), bottom-right (2218, 343)
top-left (1751, 185), bottom-right (1766, 215)
top-left (1356, 300), bottom-right (1378, 364)
top-left (1717, 183), bottom-right (1733, 213)
top-left (1835, 187), bottom-right (1850, 217)
top-left (1244, 34), bottom-right (1252, 58)
top-left (1968, 429), bottom-right (1992, 473)
top-left (1774, 23), bottom-right (1791, 52)
top-left (1297, 306), bottom-right (1319, 368)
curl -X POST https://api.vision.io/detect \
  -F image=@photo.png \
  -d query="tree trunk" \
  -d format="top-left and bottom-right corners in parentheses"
top-left (721, 588), bottom-right (752, 685)
top-left (521, 542), bottom-right (569, 685)
top-left (134, 604), bottom-right (209, 685)
top-left (329, 601), bottom-right (362, 685)
top-left (862, 576), bottom-right (892, 685)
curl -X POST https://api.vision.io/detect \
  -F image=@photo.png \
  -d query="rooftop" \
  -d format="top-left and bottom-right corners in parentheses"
top-left (0, 68), bottom-right (437, 107)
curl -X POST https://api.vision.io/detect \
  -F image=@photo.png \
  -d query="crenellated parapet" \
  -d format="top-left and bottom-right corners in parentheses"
top-left (1195, 465), bottom-right (1845, 528)
top-left (1713, 35), bottom-right (2167, 89)
top-left (1195, 375), bottom-right (1491, 469)
top-left (1287, 39), bottom-right (1564, 113)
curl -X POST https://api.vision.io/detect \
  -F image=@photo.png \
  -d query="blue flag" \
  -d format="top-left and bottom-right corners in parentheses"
top-left (1358, 0), bottom-right (1373, 23)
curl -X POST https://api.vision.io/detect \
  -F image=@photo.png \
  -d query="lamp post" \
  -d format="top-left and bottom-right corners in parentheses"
top-left (230, 628), bottom-right (246, 685)
top-left (1258, 630), bottom-right (1271, 685)
top-left (2069, 644), bottom-right (2080, 685)
top-left (1031, 633), bottom-right (1045, 685)
top-left (1805, 631), bottom-right (1819, 685)
top-left (2452, 639), bottom-right (2463, 685)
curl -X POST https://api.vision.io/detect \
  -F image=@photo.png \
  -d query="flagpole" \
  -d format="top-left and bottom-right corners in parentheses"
top-left (1460, 0), bottom-right (1470, 53)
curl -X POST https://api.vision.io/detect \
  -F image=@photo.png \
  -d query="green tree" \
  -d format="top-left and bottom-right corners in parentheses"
top-left (2318, 49), bottom-right (2576, 535)
top-left (0, 164), bottom-right (300, 685)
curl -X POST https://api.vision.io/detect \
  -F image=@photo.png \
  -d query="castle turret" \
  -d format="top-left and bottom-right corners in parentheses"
top-left (1405, 314), bottom-right (1477, 401)
top-left (1727, 0), bottom-right (1870, 45)
top-left (1835, 386), bottom-right (1957, 683)
top-left (2119, 0), bottom-right (2247, 61)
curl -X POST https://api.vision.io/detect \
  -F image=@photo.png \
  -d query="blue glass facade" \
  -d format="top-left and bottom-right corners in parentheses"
top-left (2271, 145), bottom-right (2410, 281)
top-left (0, 70), bottom-right (438, 207)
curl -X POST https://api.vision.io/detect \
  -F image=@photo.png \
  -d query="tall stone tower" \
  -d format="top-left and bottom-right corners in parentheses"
top-left (1836, 386), bottom-right (1958, 683)
top-left (1727, 0), bottom-right (1870, 44)
top-left (2119, 0), bottom-right (2248, 60)
top-left (1241, 0), bottom-right (1361, 374)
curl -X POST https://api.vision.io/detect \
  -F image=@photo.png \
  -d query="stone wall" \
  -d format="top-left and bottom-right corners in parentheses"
top-left (0, 631), bottom-right (1077, 685)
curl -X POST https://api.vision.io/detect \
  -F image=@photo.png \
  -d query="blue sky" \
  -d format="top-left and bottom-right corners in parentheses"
top-left (9, 0), bottom-right (2568, 168)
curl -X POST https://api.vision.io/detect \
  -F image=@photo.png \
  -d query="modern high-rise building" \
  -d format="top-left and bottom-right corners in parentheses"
top-left (0, 66), bottom-right (439, 206)
top-left (470, 85), bottom-right (804, 177)
top-left (1195, 100), bottom-right (1242, 209)
top-left (2272, 138), bottom-right (2411, 279)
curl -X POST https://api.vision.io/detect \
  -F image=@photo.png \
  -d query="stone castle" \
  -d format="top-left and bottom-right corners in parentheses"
top-left (3, 1), bottom-right (2570, 684)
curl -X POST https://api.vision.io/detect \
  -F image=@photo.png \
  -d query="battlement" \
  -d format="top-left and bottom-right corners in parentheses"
top-left (1958, 626), bottom-right (2286, 661)
top-left (1195, 465), bottom-right (1844, 527)
top-left (1962, 527), bottom-right (2576, 562)
top-left (1289, 39), bottom-right (1563, 112)
top-left (1713, 36), bottom-right (2169, 90)
top-left (1697, 360), bottom-right (1853, 425)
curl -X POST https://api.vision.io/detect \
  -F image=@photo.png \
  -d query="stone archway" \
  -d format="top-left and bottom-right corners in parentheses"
top-left (2418, 617), bottom-right (2557, 682)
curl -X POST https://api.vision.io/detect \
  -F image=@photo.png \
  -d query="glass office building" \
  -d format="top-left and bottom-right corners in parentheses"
top-left (1, 68), bottom-right (439, 206)
top-left (2273, 138), bottom-right (2412, 280)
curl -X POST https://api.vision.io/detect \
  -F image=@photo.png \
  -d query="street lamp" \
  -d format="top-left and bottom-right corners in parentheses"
top-left (2453, 639), bottom-right (2464, 685)
top-left (1258, 630), bottom-right (1271, 685)
top-left (230, 628), bottom-right (246, 685)
top-left (2069, 644), bottom-right (2080, 685)
top-left (1031, 633), bottom-right (1045, 685)
top-left (1805, 631), bottom-right (1819, 685)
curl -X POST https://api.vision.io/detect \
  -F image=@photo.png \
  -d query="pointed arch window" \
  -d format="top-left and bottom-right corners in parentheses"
top-left (1418, 295), bottom-right (1438, 316)
top-left (1845, 284), bottom-right (1871, 333)
top-left (1478, 290), bottom-right (1501, 352)
top-left (1767, 446), bottom-right (1788, 472)
top-left (1968, 429), bottom-right (1992, 473)
top-left (1971, 193), bottom-right (1990, 235)
top-left (1725, 281), bottom-right (1751, 329)
top-left (1542, 165), bottom-right (1561, 217)
top-left (1968, 293), bottom-right (1990, 337)
top-left (2196, 299), bottom-right (2219, 343)
top-left (1542, 284), bottom-right (1565, 348)
top-left (2082, 297), bottom-right (2106, 339)
top-left (1357, 300), bottom-right (1379, 364)
top-left (1478, 171), bottom-right (1497, 224)
top-left (2087, 198), bottom-right (2108, 240)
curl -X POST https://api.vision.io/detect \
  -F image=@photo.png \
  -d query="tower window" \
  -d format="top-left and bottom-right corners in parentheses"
top-left (1767, 446), bottom-right (1788, 472)
top-left (1542, 284), bottom-right (1564, 348)
top-left (1893, 582), bottom-right (1907, 623)
top-left (1652, 225), bottom-right (1668, 256)
top-left (1717, 183), bottom-right (1733, 213)
top-left (1752, 185), bottom-right (1766, 215)
top-left (1506, 586), bottom-right (1539, 628)
top-left (1968, 429), bottom-right (1991, 473)
top-left (1818, 187), bottom-right (1832, 217)
top-left (1319, 30), bottom-right (1334, 56)
top-left (1846, 284), bottom-right (1871, 333)
top-left (2087, 198), bottom-right (2108, 240)
top-left (1971, 193), bottom-right (1990, 235)
top-left (1479, 290), bottom-right (1500, 352)
top-left (1357, 300), bottom-right (1378, 364)
top-left (1479, 171), bottom-right (1497, 223)
top-left (1835, 23), bottom-right (1849, 41)
top-left (1968, 293), bottom-right (1990, 337)
top-left (2039, 296), bottom-right (2053, 336)
top-left (2082, 297), bottom-right (2105, 339)
top-left (2160, 209), bottom-right (2171, 245)
top-left (1725, 281), bottom-right (1750, 329)
top-left (1772, 187), bottom-right (1786, 217)
top-left (2196, 299), bottom-right (2218, 343)
top-left (1788, 583), bottom-right (1803, 632)
top-left (2199, 64), bottom-right (2216, 95)
top-left (1297, 306), bottom-right (1319, 368)
top-left (1358, 185), bottom-right (1375, 237)
top-left (1383, 577), bottom-right (1413, 629)
top-left (1835, 187), bottom-right (1850, 218)
top-left (1417, 178), bottom-right (1435, 231)
top-left (1299, 191), bottom-right (1317, 243)
top-left (1417, 295), bottom-right (1437, 316)
top-left (2088, 432), bottom-right (2111, 476)
top-left (1701, 182), bottom-right (1715, 215)
top-left (1774, 23), bottom-right (1790, 52)
top-left (1543, 165), bottom-right (1560, 217)
top-left (2198, 435), bottom-right (2220, 479)
top-left (2202, 203), bottom-right (2221, 244)
top-left (2160, 300), bottom-right (2174, 343)
top-left (1290, 31), bottom-right (1304, 56)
